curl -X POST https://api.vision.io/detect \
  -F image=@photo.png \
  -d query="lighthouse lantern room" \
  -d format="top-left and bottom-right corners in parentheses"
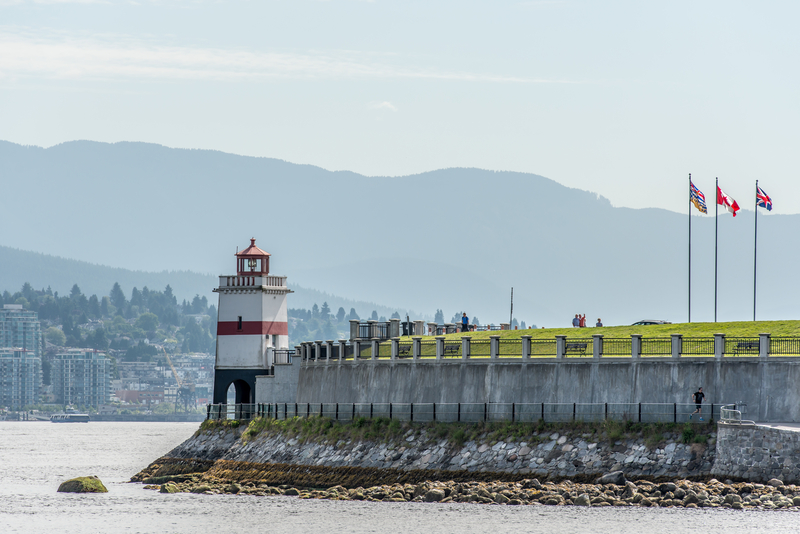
top-left (212, 238), bottom-right (291, 404)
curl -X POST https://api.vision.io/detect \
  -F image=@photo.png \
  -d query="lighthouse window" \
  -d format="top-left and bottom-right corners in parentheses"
top-left (238, 316), bottom-right (242, 330)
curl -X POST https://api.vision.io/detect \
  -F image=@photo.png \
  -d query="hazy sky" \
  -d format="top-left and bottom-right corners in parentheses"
top-left (2, 1), bottom-right (799, 214)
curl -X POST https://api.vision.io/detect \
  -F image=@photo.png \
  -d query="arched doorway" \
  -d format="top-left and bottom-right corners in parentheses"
top-left (226, 379), bottom-right (252, 404)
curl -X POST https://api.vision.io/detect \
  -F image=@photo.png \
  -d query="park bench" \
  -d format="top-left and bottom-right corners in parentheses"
top-left (565, 342), bottom-right (588, 356)
top-left (443, 344), bottom-right (460, 357)
top-left (734, 341), bottom-right (760, 355)
top-left (398, 344), bottom-right (412, 358)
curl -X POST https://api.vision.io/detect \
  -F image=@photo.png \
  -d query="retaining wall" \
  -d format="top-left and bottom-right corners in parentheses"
top-left (295, 359), bottom-right (800, 422)
top-left (712, 424), bottom-right (800, 483)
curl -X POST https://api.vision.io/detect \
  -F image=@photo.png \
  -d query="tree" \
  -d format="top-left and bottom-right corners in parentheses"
top-left (434, 309), bottom-right (444, 323)
top-left (371, 310), bottom-right (378, 321)
top-left (86, 328), bottom-right (109, 350)
top-left (348, 308), bottom-right (359, 321)
top-left (336, 307), bottom-right (346, 323)
top-left (45, 327), bottom-right (66, 347)
top-left (88, 295), bottom-right (100, 318)
top-left (135, 312), bottom-right (160, 332)
top-left (70, 284), bottom-right (82, 299)
top-left (391, 311), bottom-right (401, 319)
top-left (320, 302), bottom-right (331, 320)
top-left (520, 320), bottom-right (527, 329)
top-left (110, 282), bottom-right (127, 310)
top-left (100, 296), bottom-right (110, 317)
top-left (311, 303), bottom-right (320, 319)
top-left (130, 287), bottom-right (143, 307)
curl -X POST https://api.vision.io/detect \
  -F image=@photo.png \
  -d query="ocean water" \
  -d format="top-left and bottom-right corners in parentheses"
top-left (0, 421), bottom-right (793, 533)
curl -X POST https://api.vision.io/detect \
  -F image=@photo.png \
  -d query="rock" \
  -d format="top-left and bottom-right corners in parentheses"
top-left (731, 501), bottom-right (743, 510)
top-left (521, 479), bottom-right (542, 490)
top-left (424, 489), bottom-right (446, 502)
top-left (190, 485), bottom-right (211, 494)
top-left (494, 493), bottom-right (510, 504)
top-left (574, 494), bottom-right (591, 506)
top-left (160, 483), bottom-right (180, 494)
top-left (768, 478), bottom-right (784, 487)
top-left (57, 476), bottom-right (108, 493)
top-left (595, 471), bottom-right (626, 486)
top-left (659, 482), bottom-right (677, 493)
top-left (284, 488), bottom-right (300, 496)
top-left (413, 483), bottom-right (429, 499)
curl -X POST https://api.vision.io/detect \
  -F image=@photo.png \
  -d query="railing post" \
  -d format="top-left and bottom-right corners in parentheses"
top-left (631, 335), bottom-right (642, 360)
top-left (325, 340), bottom-right (334, 365)
top-left (592, 335), bottom-right (603, 359)
top-left (490, 335), bottom-right (500, 359)
top-left (555, 335), bottom-right (566, 360)
top-left (389, 318), bottom-right (401, 338)
top-left (349, 319), bottom-right (359, 341)
top-left (714, 333), bottom-right (725, 359)
top-left (759, 333), bottom-right (770, 359)
top-left (371, 338), bottom-right (379, 361)
top-left (461, 336), bottom-right (471, 360)
top-left (338, 340), bottom-right (347, 365)
top-left (427, 322), bottom-right (438, 336)
top-left (412, 337), bottom-right (421, 361)
top-left (314, 340), bottom-right (323, 365)
top-left (435, 336), bottom-right (445, 361)
top-left (521, 335), bottom-right (531, 361)
top-left (391, 337), bottom-right (399, 361)
top-left (367, 320), bottom-right (378, 339)
top-left (414, 320), bottom-right (425, 336)
top-left (671, 334), bottom-right (682, 358)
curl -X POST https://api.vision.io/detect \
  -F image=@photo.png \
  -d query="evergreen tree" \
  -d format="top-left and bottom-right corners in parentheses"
top-left (348, 308), bottom-right (359, 321)
top-left (320, 302), bottom-right (331, 320)
top-left (88, 295), bottom-right (100, 318)
top-left (371, 310), bottom-right (378, 321)
top-left (336, 307), bottom-right (346, 323)
top-left (391, 311), bottom-right (401, 319)
top-left (312, 303), bottom-right (320, 319)
top-left (434, 309), bottom-right (444, 323)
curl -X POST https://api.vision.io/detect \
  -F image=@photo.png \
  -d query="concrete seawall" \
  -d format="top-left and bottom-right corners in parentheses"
top-left (295, 359), bottom-right (800, 422)
top-left (712, 424), bottom-right (800, 483)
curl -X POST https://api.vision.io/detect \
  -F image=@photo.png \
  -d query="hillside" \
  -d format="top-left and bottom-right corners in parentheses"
top-left (2, 140), bottom-right (799, 326)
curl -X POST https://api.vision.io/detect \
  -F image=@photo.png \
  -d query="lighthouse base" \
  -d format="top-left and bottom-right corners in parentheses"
top-left (212, 369), bottom-right (270, 404)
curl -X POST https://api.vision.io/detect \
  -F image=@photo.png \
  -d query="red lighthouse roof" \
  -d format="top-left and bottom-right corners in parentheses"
top-left (235, 238), bottom-right (270, 275)
top-left (236, 238), bottom-right (271, 258)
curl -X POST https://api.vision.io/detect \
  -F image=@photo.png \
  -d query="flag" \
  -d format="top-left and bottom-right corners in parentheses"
top-left (756, 186), bottom-right (773, 211)
top-left (717, 186), bottom-right (740, 217)
top-left (690, 180), bottom-right (707, 214)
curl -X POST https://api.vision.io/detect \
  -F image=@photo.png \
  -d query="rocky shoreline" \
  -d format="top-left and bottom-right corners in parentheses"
top-left (141, 473), bottom-right (800, 510)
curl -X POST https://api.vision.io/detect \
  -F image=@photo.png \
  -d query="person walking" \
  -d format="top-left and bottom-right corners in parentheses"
top-left (572, 314), bottom-right (580, 327)
top-left (461, 312), bottom-right (469, 333)
top-left (690, 387), bottom-right (705, 421)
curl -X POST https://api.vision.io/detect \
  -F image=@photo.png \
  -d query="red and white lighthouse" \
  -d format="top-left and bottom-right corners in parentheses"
top-left (212, 238), bottom-right (291, 404)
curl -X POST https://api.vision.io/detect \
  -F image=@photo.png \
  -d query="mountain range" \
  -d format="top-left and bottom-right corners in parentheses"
top-left (2, 139), bottom-right (798, 327)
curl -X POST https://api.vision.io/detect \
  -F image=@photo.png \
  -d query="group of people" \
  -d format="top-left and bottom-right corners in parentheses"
top-left (572, 314), bottom-right (603, 328)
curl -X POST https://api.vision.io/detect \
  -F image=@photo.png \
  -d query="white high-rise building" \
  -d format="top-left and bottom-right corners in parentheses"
top-left (0, 304), bottom-right (42, 359)
top-left (212, 239), bottom-right (291, 404)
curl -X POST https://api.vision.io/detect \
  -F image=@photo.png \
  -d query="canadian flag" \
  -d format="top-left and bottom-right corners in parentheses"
top-left (717, 186), bottom-right (740, 217)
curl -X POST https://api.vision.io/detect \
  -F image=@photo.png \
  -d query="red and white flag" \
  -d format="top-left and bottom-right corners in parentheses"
top-left (717, 186), bottom-right (740, 217)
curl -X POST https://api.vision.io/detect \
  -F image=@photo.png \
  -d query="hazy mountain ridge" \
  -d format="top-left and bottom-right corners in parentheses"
top-left (2, 139), bottom-right (799, 326)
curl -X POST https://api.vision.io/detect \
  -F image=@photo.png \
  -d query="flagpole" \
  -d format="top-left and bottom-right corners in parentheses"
top-left (754, 180), bottom-right (758, 322)
top-left (715, 177), bottom-right (718, 323)
top-left (688, 173), bottom-right (692, 323)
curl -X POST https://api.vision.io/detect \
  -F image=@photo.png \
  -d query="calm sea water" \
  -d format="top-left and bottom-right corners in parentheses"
top-left (0, 421), bottom-right (793, 533)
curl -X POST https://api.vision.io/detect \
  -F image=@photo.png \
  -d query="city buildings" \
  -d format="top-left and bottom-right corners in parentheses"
top-left (0, 304), bottom-right (42, 359)
top-left (51, 349), bottom-right (111, 407)
top-left (0, 348), bottom-right (41, 409)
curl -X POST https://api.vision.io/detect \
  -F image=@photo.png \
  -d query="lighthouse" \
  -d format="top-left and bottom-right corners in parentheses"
top-left (212, 238), bottom-right (291, 404)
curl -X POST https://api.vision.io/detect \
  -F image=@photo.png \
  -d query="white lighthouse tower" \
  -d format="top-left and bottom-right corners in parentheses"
top-left (212, 238), bottom-right (291, 404)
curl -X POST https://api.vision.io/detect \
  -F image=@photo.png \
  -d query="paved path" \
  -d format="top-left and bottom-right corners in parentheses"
top-left (754, 422), bottom-right (800, 432)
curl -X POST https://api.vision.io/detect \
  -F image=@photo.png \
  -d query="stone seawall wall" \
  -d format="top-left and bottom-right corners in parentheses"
top-left (296, 359), bottom-right (800, 422)
top-left (712, 424), bottom-right (800, 484)
top-left (161, 424), bottom-right (716, 482)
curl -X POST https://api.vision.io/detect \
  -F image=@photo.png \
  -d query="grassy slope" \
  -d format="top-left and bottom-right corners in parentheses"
top-left (405, 320), bottom-right (800, 341)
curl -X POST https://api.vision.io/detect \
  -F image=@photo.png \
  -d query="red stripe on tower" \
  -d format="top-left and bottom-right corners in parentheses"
top-left (217, 321), bottom-right (289, 336)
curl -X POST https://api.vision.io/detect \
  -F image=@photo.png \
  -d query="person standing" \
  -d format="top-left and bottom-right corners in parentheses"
top-left (461, 312), bottom-right (469, 333)
top-left (690, 387), bottom-right (705, 421)
top-left (572, 314), bottom-right (580, 327)
top-left (596, 318), bottom-right (603, 327)
top-left (579, 314), bottom-right (586, 328)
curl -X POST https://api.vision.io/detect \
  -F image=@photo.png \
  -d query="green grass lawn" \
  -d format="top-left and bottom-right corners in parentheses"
top-left (399, 320), bottom-right (800, 342)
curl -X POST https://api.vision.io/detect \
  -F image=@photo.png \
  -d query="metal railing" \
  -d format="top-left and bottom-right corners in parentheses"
top-left (469, 339), bottom-right (491, 357)
top-left (640, 338), bottom-right (672, 356)
top-left (720, 404), bottom-right (755, 425)
top-left (769, 337), bottom-right (800, 356)
top-left (207, 402), bottom-right (725, 424)
top-left (273, 349), bottom-right (293, 364)
top-left (681, 338), bottom-right (716, 356)
top-left (724, 337), bottom-right (760, 356)
top-left (603, 338), bottom-right (632, 356)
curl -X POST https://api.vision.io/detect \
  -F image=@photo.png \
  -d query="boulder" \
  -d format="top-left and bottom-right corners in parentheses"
top-left (160, 483), bottom-right (180, 494)
top-left (284, 488), bottom-right (300, 496)
top-left (424, 489), bottom-right (446, 502)
top-left (595, 471), bottom-right (626, 486)
top-left (768, 478), bottom-right (784, 487)
top-left (574, 494), bottom-right (591, 506)
top-left (521, 479), bottom-right (542, 490)
top-left (57, 476), bottom-right (108, 493)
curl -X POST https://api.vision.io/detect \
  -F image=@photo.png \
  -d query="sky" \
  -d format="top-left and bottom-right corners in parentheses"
top-left (2, 1), bottom-right (799, 214)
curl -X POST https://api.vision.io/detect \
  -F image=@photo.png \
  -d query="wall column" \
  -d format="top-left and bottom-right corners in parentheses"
top-left (412, 337), bottom-right (421, 361)
top-left (338, 340), bottom-right (347, 365)
top-left (371, 338), bottom-right (379, 361)
top-left (759, 333), bottom-right (770, 359)
top-left (427, 322), bottom-right (438, 336)
top-left (631, 335), bottom-right (642, 360)
top-left (671, 334), bottom-right (682, 359)
top-left (490, 335), bottom-right (500, 359)
top-left (353, 339), bottom-right (360, 364)
top-left (521, 335), bottom-right (532, 361)
top-left (435, 336), bottom-right (445, 361)
top-left (414, 320), bottom-right (425, 336)
top-left (325, 340), bottom-right (334, 365)
top-left (714, 333), bottom-right (725, 359)
top-left (349, 320), bottom-right (359, 341)
top-left (592, 335), bottom-right (603, 359)
top-left (389, 318), bottom-right (400, 338)
top-left (314, 340), bottom-right (323, 365)
top-left (461, 336), bottom-right (471, 360)
top-left (391, 337), bottom-right (399, 361)
top-left (556, 335), bottom-right (566, 360)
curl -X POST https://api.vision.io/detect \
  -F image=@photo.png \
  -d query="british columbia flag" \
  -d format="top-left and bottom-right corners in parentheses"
top-left (690, 180), bottom-right (707, 214)
top-left (756, 185), bottom-right (773, 211)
